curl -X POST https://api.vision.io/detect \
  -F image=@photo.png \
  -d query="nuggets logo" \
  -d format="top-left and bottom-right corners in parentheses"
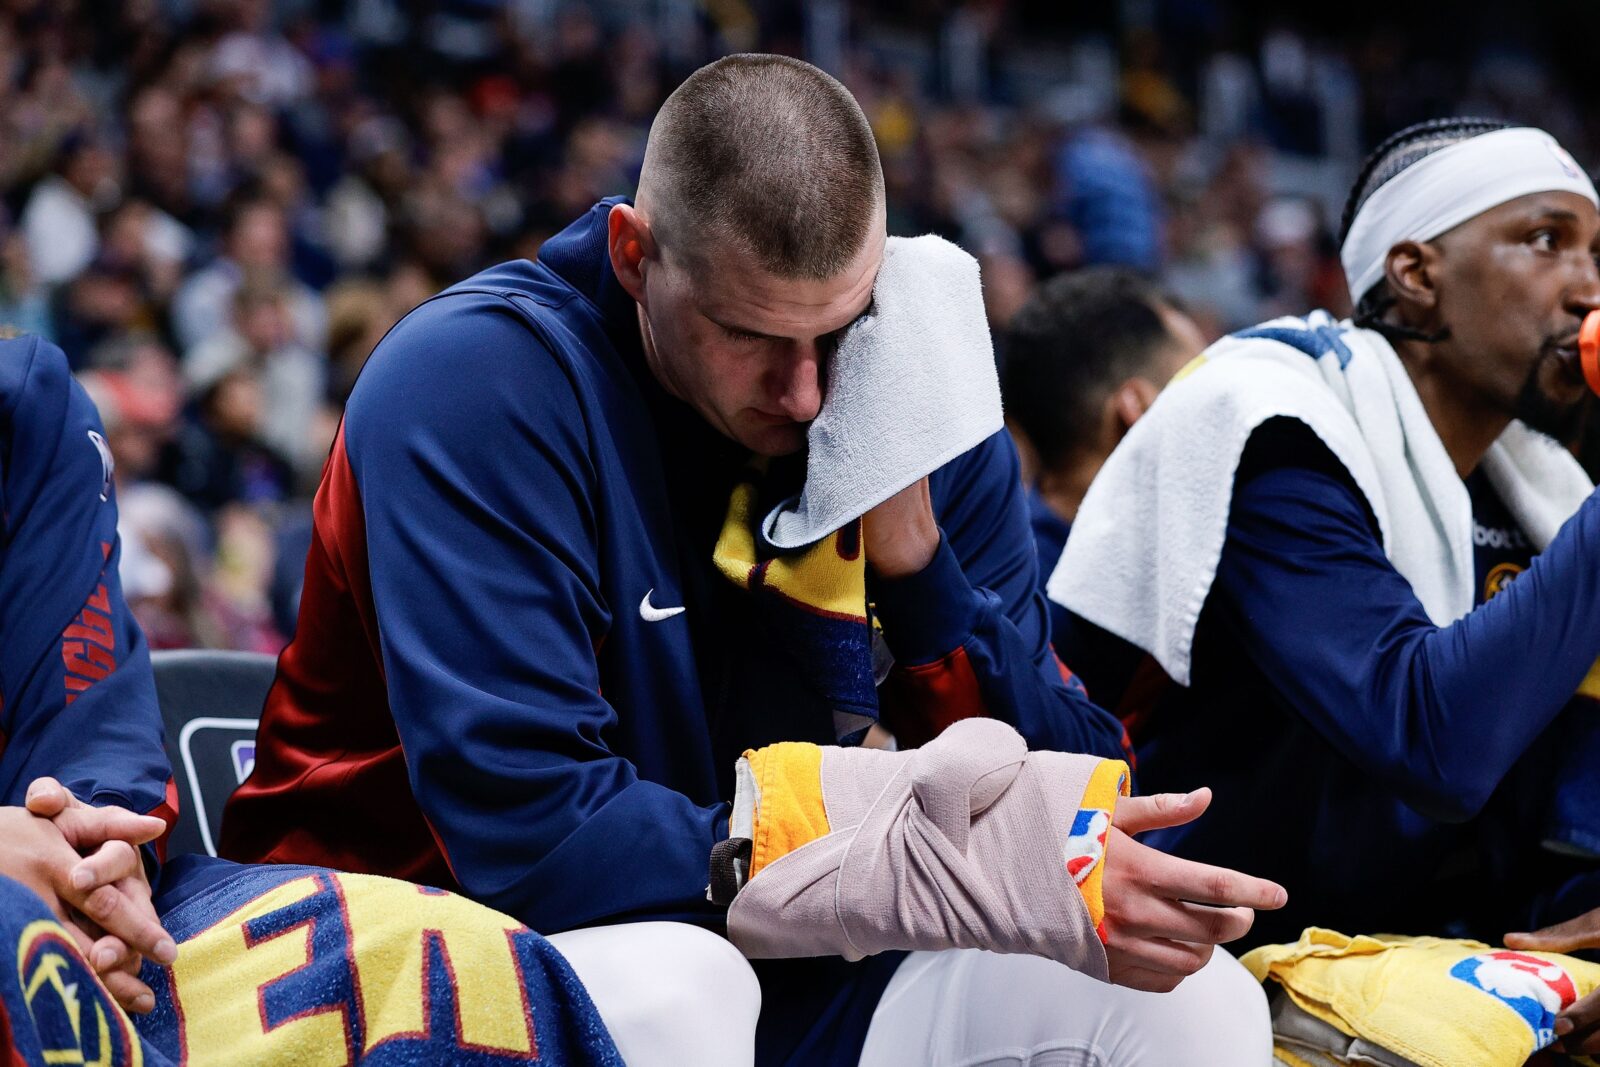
top-left (1449, 950), bottom-right (1578, 1048)
top-left (1064, 808), bottom-right (1112, 885)
top-left (17, 920), bottom-right (141, 1067)
top-left (1484, 562), bottom-right (1524, 601)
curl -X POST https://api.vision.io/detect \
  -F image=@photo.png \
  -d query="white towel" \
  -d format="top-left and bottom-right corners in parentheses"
top-left (761, 234), bottom-right (1003, 549)
top-left (1047, 311), bottom-right (1594, 686)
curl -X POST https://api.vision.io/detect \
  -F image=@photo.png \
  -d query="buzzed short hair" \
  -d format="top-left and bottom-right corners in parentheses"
top-left (641, 54), bottom-right (884, 280)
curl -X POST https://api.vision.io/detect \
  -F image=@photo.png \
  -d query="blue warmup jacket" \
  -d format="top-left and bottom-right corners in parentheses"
top-left (0, 335), bottom-right (175, 834)
top-left (221, 199), bottom-right (1129, 1064)
top-left (1027, 487), bottom-right (1073, 649)
top-left (1057, 418), bottom-right (1600, 946)
top-left (0, 335), bottom-right (624, 1067)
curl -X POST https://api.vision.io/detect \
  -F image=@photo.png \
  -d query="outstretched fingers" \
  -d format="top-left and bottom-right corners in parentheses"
top-left (1112, 889), bottom-right (1257, 947)
top-left (1142, 846), bottom-right (1287, 912)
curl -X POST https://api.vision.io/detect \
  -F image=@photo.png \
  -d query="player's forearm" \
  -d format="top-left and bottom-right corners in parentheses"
top-left (715, 719), bottom-right (1128, 969)
top-left (436, 776), bottom-right (732, 935)
top-left (872, 532), bottom-right (1129, 758)
top-left (1224, 468), bottom-right (1600, 822)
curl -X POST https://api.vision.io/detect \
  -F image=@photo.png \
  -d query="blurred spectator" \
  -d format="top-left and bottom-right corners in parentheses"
top-left (55, 260), bottom-right (147, 361)
top-left (184, 274), bottom-right (328, 482)
top-left (204, 502), bottom-right (286, 653)
top-left (0, 220), bottom-right (50, 339)
top-left (21, 132), bottom-right (119, 287)
top-left (118, 482), bottom-right (212, 650)
top-left (172, 196), bottom-right (326, 353)
top-left (158, 369), bottom-right (295, 513)
top-left (209, 0), bottom-right (313, 110)
top-left (324, 116), bottom-right (410, 271)
top-left (99, 200), bottom-right (193, 311)
top-left (1052, 123), bottom-right (1165, 273)
top-left (0, 0), bottom-right (1575, 653)
top-left (78, 333), bottom-right (184, 484)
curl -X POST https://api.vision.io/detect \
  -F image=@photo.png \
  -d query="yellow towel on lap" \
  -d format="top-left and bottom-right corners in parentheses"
top-left (1243, 928), bottom-right (1600, 1066)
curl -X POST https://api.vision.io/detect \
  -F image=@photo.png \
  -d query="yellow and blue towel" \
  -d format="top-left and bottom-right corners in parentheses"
top-left (1245, 927), bottom-right (1600, 1066)
top-left (0, 861), bottom-right (622, 1066)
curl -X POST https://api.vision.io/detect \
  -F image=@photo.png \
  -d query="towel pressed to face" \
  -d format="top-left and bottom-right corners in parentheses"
top-left (762, 234), bottom-right (1003, 549)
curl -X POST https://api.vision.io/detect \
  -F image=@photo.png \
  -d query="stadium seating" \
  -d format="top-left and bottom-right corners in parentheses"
top-left (150, 649), bottom-right (274, 858)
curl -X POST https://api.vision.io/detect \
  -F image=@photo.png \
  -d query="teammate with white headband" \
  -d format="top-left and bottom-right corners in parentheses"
top-left (1049, 117), bottom-right (1600, 1042)
top-left (1341, 124), bottom-right (1597, 304)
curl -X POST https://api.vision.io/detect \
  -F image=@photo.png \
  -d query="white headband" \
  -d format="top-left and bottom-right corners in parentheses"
top-left (1340, 126), bottom-right (1598, 301)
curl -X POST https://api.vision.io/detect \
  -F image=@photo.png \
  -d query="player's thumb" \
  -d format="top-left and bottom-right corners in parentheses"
top-left (1112, 787), bottom-right (1211, 835)
top-left (1505, 914), bottom-right (1600, 954)
top-left (24, 776), bottom-right (71, 817)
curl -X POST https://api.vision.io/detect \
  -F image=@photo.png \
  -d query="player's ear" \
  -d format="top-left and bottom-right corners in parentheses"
top-left (608, 204), bottom-right (657, 303)
top-left (1109, 377), bottom-right (1160, 439)
top-left (1385, 240), bottom-right (1439, 318)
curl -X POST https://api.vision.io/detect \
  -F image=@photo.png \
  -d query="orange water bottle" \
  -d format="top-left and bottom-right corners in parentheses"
top-left (1582, 309), bottom-right (1600, 395)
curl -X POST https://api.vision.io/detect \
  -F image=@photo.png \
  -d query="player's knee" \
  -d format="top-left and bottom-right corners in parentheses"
top-left (1144, 949), bottom-right (1272, 1064)
top-left (551, 920), bottom-right (761, 1067)
top-left (636, 922), bottom-right (761, 1028)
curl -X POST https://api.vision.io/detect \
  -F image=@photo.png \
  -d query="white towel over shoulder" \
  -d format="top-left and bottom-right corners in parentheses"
top-left (1046, 311), bottom-right (1592, 686)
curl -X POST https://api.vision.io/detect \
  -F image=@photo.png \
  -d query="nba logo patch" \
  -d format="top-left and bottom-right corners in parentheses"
top-left (1548, 140), bottom-right (1585, 181)
top-left (1449, 950), bottom-right (1578, 1048)
top-left (1064, 808), bottom-right (1112, 885)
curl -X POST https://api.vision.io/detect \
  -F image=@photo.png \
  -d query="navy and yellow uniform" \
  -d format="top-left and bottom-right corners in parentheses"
top-left (221, 199), bottom-right (1130, 1064)
top-left (0, 337), bottom-right (621, 1066)
top-left (1059, 418), bottom-right (1600, 946)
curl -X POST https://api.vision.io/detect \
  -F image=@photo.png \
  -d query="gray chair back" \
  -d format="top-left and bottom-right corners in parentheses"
top-left (151, 649), bottom-right (277, 858)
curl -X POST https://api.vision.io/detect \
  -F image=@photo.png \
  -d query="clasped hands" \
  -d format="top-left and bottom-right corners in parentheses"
top-left (1, 777), bottom-right (176, 1014)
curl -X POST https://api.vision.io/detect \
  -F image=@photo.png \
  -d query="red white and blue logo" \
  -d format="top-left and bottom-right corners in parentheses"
top-left (1064, 808), bottom-right (1112, 885)
top-left (1449, 950), bottom-right (1578, 1048)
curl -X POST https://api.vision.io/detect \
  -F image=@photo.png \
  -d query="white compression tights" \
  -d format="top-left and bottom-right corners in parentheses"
top-left (548, 924), bottom-right (1270, 1067)
top-left (859, 947), bottom-right (1273, 1067)
top-left (546, 921), bottom-right (763, 1067)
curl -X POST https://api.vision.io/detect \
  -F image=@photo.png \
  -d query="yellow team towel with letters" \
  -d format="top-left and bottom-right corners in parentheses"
top-left (1243, 928), bottom-right (1600, 1066)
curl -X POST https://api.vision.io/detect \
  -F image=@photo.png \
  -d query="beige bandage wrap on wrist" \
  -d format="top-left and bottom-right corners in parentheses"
top-left (728, 718), bottom-right (1118, 982)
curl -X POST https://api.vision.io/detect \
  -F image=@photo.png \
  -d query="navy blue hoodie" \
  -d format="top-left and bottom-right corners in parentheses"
top-left (222, 200), bottom-right (1129, 1063)
top-left (0, 335), bottom-right (174, 838)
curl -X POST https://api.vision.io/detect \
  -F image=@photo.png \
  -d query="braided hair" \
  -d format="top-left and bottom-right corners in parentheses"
top-left (1339, 117), bottom-right (1514, 344)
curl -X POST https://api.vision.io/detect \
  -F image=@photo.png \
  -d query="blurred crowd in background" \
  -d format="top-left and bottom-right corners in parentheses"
top-left (7, 0), bottom-right (1598, 653)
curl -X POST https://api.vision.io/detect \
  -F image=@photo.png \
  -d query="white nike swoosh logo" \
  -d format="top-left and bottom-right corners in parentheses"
top-left (639, 589), bottom-right (687, 622)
